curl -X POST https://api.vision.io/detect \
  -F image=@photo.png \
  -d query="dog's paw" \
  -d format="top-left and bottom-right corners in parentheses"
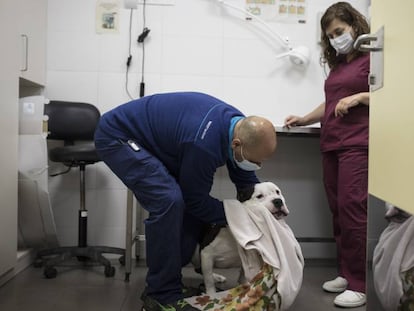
top-left (213, 273), bottom-right (227, 283)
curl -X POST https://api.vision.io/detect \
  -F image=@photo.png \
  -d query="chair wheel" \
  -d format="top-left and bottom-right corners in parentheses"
top-left (44, 267), bottom-right (57, 279)
top-left (33, 258), bottom-right (43, 268)
top-left (119, 255), bottom-right (125, 266)
top-left (105, 266), bottom-right (115, 277)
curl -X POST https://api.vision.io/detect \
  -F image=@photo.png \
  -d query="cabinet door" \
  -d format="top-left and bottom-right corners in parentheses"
top-left (18, 0), bottom-right (47, 86)
top-left (0, 0), bottom-right (19, 277)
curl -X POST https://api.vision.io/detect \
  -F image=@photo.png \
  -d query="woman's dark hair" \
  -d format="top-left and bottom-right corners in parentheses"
top-left (320, 2), bottom-right (370, 69)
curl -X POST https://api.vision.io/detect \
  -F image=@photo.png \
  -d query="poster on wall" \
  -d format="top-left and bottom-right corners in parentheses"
top-left (245, 0), bottom-right (307, 23)
top-left (96, 0), bottom-right (120, 34)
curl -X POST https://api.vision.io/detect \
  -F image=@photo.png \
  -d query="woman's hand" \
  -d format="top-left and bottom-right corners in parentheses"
top-left (284, 102), bottom-right (325, 127)
top-left (335, 94), bottom-right (361, 117)
top-left (284, 115), bottom-right (303, 128)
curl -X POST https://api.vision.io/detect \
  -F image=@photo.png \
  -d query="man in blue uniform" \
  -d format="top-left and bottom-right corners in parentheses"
top-left (94, 92), bottom-right (277, 311)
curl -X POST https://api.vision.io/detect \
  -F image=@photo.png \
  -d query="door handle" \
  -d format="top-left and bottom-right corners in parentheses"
top-left (355, 26), bottom-right (385, 92)
top-left (21, 34), bottom-right (28, 72)
top-left (354, 33), bottom-right (383, 52)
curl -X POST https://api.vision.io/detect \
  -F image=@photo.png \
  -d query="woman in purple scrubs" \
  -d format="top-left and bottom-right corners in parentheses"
top-left (284, 2), bottom-right (369, 308)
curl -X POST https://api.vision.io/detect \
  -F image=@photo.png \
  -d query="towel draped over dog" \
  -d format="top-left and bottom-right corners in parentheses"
top-left (373, 216), bottom-right (414, 310)
top-left (223, 199), bottom-right (304, 310)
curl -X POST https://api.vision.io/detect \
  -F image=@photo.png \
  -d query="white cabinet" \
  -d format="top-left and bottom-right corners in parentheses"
top-left (0, 0), bottom-right (19, 279)
top-left (0, 0), bottom-right (47, 285)
top-left (18, 0), bottom-right (47, 86)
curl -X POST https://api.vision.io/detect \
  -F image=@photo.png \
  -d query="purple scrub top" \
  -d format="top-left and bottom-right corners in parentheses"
top-left (320, 53), bottom-right (370, 152)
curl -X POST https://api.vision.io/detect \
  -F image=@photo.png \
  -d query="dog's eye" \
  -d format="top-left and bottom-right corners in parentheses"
top-left (276, 190), bottom-right (280, 195)
top-left (256, 194), bottom-right (264, 199)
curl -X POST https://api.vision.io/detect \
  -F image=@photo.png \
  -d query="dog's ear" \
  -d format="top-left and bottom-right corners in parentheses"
top-left (237, 185), bottom-right (255, 202)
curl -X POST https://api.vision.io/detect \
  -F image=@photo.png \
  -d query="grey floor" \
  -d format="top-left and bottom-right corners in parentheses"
top-left (0, 258), bottom-right (375, 311)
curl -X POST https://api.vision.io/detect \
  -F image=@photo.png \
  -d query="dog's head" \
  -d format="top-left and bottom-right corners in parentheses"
top-left (237, 182), bottom-right (289, 219)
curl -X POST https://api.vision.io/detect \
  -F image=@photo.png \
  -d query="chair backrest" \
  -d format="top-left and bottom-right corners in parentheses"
top-left (44, 101), bottom-right (101, 142)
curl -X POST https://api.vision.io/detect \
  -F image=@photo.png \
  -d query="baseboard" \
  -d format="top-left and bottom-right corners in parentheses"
top-left (16, 248), bottom-right (35, 274)
top-left (0, 248), bottom-right (34, 287)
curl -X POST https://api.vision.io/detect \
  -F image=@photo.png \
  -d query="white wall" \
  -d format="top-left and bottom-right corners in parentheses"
top-left (45, 0), bottom-right (369, 257)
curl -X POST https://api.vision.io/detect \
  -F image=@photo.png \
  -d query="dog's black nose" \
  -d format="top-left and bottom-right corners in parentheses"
top-left (273, 198), bottom-right (283, 208)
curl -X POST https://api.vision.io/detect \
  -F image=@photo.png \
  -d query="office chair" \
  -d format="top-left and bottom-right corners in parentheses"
top-left (34, 101), bottom-right (125, 279)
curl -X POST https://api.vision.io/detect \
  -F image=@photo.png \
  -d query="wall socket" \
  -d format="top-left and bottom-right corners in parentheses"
top-left (137, 0), bottom-right (175, 5)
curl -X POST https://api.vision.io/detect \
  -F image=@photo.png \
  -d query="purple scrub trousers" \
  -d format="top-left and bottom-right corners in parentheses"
top-left (322, 148), bottom-right (368, 293)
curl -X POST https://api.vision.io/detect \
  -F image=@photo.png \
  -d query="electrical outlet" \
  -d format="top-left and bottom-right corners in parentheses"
top-left (137, 0), bottom-right (174, 5)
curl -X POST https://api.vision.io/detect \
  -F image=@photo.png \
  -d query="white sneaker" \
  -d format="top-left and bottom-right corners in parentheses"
top-left (322, 276), bottom-right (348, 293)
top-left (334, 290), bottom-right (366, 308)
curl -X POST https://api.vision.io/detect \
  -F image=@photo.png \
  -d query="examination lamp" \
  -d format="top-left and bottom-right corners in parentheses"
top-left (216, 0), bottom-right (310, 67)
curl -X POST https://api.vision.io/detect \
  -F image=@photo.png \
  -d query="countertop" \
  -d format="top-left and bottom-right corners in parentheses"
top-left (274, 126), bottom-right (321, 137)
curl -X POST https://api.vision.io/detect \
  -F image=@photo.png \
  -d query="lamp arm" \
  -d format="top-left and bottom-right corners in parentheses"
top-left (217, 0), bottom-right (291, 50)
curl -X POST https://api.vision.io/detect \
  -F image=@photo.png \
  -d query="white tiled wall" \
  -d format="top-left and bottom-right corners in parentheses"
top-left (45, 0), bottom-right (369, 258)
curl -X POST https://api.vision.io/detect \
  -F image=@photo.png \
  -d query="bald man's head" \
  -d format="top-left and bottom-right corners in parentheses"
top-left (232, 116), bottom-right (277, 166)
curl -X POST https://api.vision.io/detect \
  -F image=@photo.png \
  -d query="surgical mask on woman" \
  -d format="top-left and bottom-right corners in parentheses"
top-left (329, 31), bottom-right (354, 54)
top-left (234, 146), bottom-right (261, 171)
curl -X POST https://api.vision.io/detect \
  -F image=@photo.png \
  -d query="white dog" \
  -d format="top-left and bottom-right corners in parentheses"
top-left (192, 182), bottom-right (289, 296)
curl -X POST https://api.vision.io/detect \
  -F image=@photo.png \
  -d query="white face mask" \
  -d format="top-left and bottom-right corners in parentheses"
top-left (234, 145), bottom-right (261, 171)
top-left (329, 31), bottom-right (354, 55)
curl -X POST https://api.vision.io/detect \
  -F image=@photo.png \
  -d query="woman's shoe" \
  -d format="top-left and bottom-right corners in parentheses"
top-left (333, 290), bottom-right (366, 308)
top-left (322, 276), bottom-right (348, 293)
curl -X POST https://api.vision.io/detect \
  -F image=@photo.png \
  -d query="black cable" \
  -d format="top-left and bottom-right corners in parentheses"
top-left (125, 1), bottom-right (150, 99)
top-left (49, 166), bottom-right (72, 177)
top-left (125, 8), bottom-right (134, 100)
top-left (139, 0), bottom-right (148, 98)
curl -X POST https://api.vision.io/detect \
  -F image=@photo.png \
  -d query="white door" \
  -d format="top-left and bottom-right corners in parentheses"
top-left (368, 1), bottom-right (414, 214)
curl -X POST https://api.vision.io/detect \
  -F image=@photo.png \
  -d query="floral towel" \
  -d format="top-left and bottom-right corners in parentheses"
top-left (185, 264), bottom-right (281, 311)
top-left (399, 267), bottom-right (414, 311)
top-left (373, 216), bottom-right (414, 310)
